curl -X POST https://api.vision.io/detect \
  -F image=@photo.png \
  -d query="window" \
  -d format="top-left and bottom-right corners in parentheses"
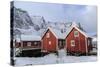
top-left (88, 40), bottom-right (90, 45)
top-left (46, 33), bottom-right (50, 38)
top-left (27, 42), bottom-right (31, 46)
top-left (49, 41), bottom-right (51, 45)
top-left (34, 42), bottom-right (37, 45)
top-left (63, 40), bottom-right (65, 46)
top-left (74, 31), bottom-right (79, 37)
top-left (58, 40), bottom-right (65, 49)
top-left (71, 40), bottom-right (75, 47)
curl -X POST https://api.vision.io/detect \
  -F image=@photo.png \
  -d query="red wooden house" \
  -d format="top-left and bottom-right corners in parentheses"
top-left (65, 24), bottom-right (92, 55)
top-left (15, 22), bottom-right (92, 55)
top-left (15, 34), bottom-right (41, 50)
top-left (41, 27), bottom-right (65, 53)
top-left (15, 34), bottom-right (41, 56)
top-left (41, 23), bottom-right (92, 55)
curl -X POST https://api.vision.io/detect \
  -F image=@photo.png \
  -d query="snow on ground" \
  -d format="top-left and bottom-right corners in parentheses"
top-left (15, 54), bottom-right (97, 66)
top-left (15, 54), bottom-right (58, 66)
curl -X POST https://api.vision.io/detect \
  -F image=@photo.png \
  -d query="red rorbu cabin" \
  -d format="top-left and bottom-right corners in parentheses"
top-left (41, 27), bottom-right (65, 53)
top-left (15, 22), bottom-right (92, 56)
top-left (65, 25), bottom-right (92, 55)
top-left (15, 34), bottom-right (41, 51)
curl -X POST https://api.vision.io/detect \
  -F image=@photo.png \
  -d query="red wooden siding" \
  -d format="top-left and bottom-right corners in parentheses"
top-left (42, 29), bottom-right (57, 52)
top-left (22, 41), bottom-right (41, 48)
top-left (15, 41), bottom-right (41, 49)
top-left (15, 26), bottom-right (92, 54)
top-left (65, 28), bottom-right (88, 53)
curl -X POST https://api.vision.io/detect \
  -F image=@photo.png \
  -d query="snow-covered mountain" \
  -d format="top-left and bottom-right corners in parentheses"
top-left (12, 7), bottom-right (48, 36)
top-left (31, 16), bottom-right (47, 31)
top-left (12, 7), bottom-right (86, 38)
top-left (13, 7), bottom-right (33, 29)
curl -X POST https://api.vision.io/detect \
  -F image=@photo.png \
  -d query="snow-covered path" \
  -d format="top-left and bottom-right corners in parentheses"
top-left (15, 54), bottom-right (97, 66)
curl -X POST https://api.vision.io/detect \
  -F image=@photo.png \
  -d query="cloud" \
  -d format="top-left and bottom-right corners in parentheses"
top-left (63, 5), bottom-right (97, 33)
top-left (14, 1), bottom-right (97, 33)
top-left (78, 6), bottom-right (97, 33)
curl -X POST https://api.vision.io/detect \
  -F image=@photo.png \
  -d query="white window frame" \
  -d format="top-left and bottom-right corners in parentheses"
top-left (74, 31), bottom-right (79, 37)
top-left (34, 42), bottom-right (37, 45)
top-left (71, 40), bottom-right (75, 47)
top-left (46, 33), bottom-right (50, 38)
top-left (49, 41), bottom-right (51, 45)
top-left (27, 42), bottom-right (31, 46)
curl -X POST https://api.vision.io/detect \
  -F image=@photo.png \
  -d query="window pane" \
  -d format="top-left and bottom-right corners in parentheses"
top-left (74, 31), bottom-right (79, 37)
top-left (27, 42), bottom-right (31, 46)
top-left (71, 40), bottom-right (75, 47)
top-left (46, 33), bottom-right (50, 38)
top-left (49, 41), bottom-right (51, 45)
top-left (34, 42), bottom-right (37, 45)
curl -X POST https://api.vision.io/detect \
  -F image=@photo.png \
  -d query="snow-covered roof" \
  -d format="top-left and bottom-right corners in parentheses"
top-left (65, 24), bottom-right (89, 38)
top-left (49, 27), bottom-right (66, 39)
top-left (21, 34), bottom-right (41, 41)
top-left (41, 27), bottom-right (66, 39)
top-left (16, 22), bottom-right (89, 41)
top-left (42, 22), bottom-right (88, 39)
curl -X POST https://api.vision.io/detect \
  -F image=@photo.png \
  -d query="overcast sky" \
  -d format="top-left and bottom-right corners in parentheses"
top-left (14, 1), bottom-right (97, 34)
